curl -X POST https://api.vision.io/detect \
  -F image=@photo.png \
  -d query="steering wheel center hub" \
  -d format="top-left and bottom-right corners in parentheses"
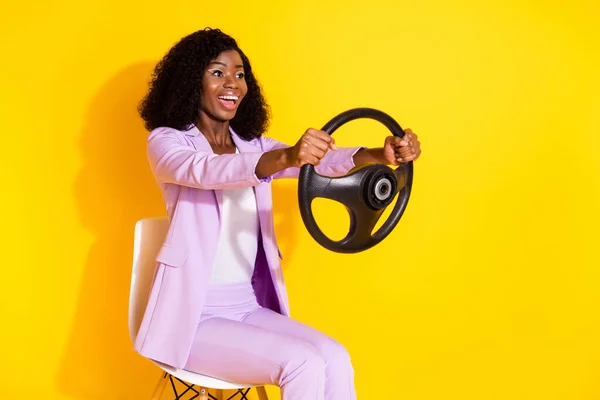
top-left (365, 167), bottom-right (397, 210)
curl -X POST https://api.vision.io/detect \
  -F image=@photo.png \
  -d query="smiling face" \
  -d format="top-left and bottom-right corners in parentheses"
top-left (199, 49), bottom-right (248, 123)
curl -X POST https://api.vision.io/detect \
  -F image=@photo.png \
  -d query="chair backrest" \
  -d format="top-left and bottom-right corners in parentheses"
top-left (128, 217), bottom-right (169, 343)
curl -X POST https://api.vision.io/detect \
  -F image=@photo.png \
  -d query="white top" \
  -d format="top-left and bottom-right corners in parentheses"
top-left (208, 149), bottom-right (260, 285)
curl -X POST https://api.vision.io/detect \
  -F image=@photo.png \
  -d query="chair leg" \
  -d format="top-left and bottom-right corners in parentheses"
top-left (214, 389), bottom-right (224, 400)
top-left (198, 387), bottom-right (209, 400)
top-left (256, 386), bottom-right (269, 400)
top-left (151, 372), bottom-right (169, 400)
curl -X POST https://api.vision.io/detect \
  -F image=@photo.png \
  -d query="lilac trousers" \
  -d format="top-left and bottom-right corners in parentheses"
top-left (183, 283), bottom-right (356, 400)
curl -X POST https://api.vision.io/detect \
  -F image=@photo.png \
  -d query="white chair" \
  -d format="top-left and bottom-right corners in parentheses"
top-left (129, 217), bottom-right (269, 400)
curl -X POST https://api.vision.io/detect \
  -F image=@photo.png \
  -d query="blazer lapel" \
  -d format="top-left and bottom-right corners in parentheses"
top-left (230, 128), bottom-right (260, 154)
top-left (230, 128), bottom-right (273, 251)
top-left (190, 125), bottom-right (226, 214)
top-left (192, 126), bottom-right (265, 221)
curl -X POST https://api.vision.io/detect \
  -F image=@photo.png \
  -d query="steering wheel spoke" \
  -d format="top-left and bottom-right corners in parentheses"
top-left (300, 170), bottom-right (362, 208)
top-left (342, 203), bottom-right (385, 246)
top-left (393, 163), bottom-right (410, 193)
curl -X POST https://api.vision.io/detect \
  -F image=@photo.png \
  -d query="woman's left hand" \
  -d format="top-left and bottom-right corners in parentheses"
top-left (382, 129), bottom-right (421, 166)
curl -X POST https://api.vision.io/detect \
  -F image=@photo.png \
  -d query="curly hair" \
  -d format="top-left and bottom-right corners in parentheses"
top-left (139, 28), bottom-right (270, 140)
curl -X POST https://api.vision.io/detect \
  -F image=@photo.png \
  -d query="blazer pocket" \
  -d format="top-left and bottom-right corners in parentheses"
top-left (156, 243), bottom-right (188, 268)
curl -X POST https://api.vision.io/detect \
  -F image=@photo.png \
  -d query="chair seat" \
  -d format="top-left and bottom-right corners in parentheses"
top-left (154, 361), bottom-right (252, 390)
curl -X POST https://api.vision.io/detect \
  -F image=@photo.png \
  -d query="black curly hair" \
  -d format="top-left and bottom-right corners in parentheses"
top-left (139, 28), bottom-right (270, 140)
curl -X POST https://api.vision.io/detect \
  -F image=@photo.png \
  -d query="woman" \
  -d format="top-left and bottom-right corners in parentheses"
top-left (136, 28), bottom-right (421, 400)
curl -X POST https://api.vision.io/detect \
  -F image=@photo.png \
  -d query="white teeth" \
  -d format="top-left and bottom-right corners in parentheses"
top-left (219, 95), bottom-right (238, 101)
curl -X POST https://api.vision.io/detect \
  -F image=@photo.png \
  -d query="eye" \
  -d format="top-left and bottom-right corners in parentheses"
top-left (236, 72), bottom-right (245, 79)
top-left (209, 69), bottom-right (223, 77)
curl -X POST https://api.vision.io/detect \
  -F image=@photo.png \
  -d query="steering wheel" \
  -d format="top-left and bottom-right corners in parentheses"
top-left (298, 108), bottom-right (414, 253)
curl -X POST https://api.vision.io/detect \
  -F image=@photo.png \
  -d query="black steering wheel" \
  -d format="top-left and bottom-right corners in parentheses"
top-left (298, 108), bottom-right (414, 253)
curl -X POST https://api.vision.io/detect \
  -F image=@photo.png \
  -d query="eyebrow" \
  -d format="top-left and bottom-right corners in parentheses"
top-left (208, 61), bottom-right (244, 68)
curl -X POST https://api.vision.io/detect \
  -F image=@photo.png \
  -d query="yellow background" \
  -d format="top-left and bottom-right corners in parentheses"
top-left (1, 0), bottom-right (599, 399)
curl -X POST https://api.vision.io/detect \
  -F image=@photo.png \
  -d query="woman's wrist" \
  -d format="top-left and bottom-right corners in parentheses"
top-left (278, 147), bottom-right (294, 169)
top-left (256, 148), bottom-right (294, 179)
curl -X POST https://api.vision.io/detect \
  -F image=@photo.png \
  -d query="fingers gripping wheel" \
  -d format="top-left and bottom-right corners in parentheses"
top-left (298, 108), bottom-right (414, 253)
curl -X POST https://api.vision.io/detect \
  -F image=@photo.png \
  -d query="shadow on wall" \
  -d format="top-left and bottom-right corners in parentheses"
top-left (57, 63), bottom-right (299, 399)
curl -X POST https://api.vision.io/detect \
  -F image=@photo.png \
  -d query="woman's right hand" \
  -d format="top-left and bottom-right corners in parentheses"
top-left (285, 128), bottom-right (337, 168)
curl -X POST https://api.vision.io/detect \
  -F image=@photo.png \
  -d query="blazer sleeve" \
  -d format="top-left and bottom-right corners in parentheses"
top-left (147, 127), bottom-right (267, 190)
top-left (259, 136), bottom-right (365, 180)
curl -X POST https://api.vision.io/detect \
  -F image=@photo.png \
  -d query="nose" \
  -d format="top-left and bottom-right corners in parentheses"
top-left (223, 74), bottom-right (238, 89)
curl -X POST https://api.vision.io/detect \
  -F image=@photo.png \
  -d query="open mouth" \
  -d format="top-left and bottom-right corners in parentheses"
top-left (217, 95), bottom-right (239, 110)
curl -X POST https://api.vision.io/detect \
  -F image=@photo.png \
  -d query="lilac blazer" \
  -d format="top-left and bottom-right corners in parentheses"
top-left (134, 124), bottom-right (362, 369)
